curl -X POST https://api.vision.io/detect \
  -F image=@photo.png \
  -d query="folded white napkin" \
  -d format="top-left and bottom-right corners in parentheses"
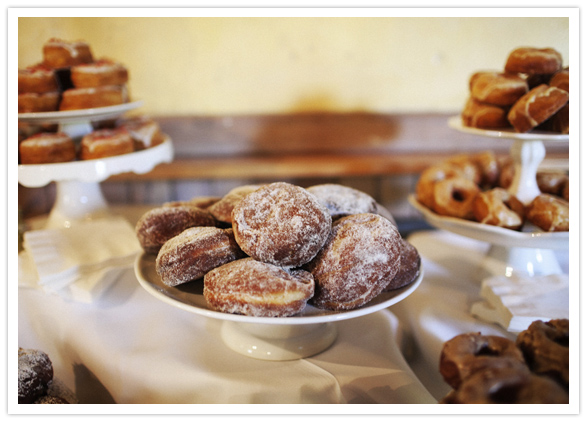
top-left (21, 216), bottom-right (142, 303)
top-left (471, 273), bottom-right (569, 333)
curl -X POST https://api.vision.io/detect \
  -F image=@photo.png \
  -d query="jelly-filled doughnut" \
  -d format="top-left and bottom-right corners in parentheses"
top-left (472, 188), bottom-right (526, 230)
top-left (135, 205), bottom-right (217, 254)
top-left (461, 97), bottom-right (510, 130)
top-left (18, 347), bottom-right (54, 404)
top-left (19, 132), bottom-right (76, 165)
top-left (156, 227), bottom-right (244, 287)
top-left (507, 84), bottom-right (569, 133)
top-left (207, 184), bottom-right (263, 225)
top-left (306, 183), bottom-right (378, 219)
top-left (526, 193), bottom-right (569, 232)
top-left (432, 177), bottom-right (480, 220)
top-left (305, 213), bottom-right (402, 311)
top-left (439, 332), bottom-right (526, 390)
top-left (204, 257), bottom-right (315, 317)
top-left (383, 239), bottom-right (420, 292)
top-left (232, 182), bottom-right (331, 268)
top-left (516, 319), bottom-right (569, 388)
top-left (469, 71), bottom-right (528, 106)
top-left (504, 47), bottom-right (563, 75)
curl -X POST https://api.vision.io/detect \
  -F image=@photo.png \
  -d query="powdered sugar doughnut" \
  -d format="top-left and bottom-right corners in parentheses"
top-left (232, 182), bottom-right (332, 268)
top-left (306, 213), bottom-right (402, 311)
top-left (156, 227), bottom-right (244, 287)
top-left (306, 183), bottom-right (378, 219)
top-left (18, 348), bottom-right (53, 404)
top-left (204, 257), bottom-right (314, 317)
top-left (384, 239), bottom-right (420, 292)
top-left (135, 205), bottom-right (217, 254)
top-left (207, 184), bottom-right (264, 224)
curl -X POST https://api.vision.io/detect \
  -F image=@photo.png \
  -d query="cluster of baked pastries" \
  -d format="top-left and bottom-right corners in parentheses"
top-left (416, 150), bottom-right (569, 232)
top-left (462, 47), bottom-right (569, 133)
top-left (18, 115), bottom-right (166, 164)
top-left (438, 319), bottom-right (569, 404)
top-left (136, 182), bottom-right (421, 317)
top-left (18, 347), bottom-right (78, 404)
top-left (18, 38), bottom-right (129, 113)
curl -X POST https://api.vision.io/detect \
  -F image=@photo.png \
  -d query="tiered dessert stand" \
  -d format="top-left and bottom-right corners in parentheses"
top-left (18, 102), bottom-right (174, 229)
top-left (409, 116), bottom-right (569, 279)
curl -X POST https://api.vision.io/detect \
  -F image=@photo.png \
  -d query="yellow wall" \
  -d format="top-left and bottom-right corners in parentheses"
top-left (18, 16), bottom-right (569, 116)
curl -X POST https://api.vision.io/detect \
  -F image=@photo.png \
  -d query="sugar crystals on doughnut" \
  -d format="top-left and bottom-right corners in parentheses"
top-left (306, 183), bottom-right (378, 219)
top-left (207, 184), bottom-right (264, 225)
top-left (232, 182), bottom-right (332, 268)
top-left (18, 347), bottom-right (54, 404)
top-left (305, 213), bottom-right (402, 311)
top-left (204, 257), bottom-right (315, 317)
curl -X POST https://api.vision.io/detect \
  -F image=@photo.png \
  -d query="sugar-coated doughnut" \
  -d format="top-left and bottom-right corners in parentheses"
top-left (204, 257), bottom-right (315, 317)
top-left (507, 84), bottom-right (569, 133)
top-left (526, 193), bottom-right (569, 232)
top-left (136, 205), bottom-right (217, 254)
top-left (18, 92), bottom-right (60, 113)
top-left (504, 47), bottom-right (563, 75)
top-left (305, 213), bottom-right (402, 311)
top-left (439, 332), bottom-right (526, 390)
top-left (43, 38), bottom-right (93, 69)
top-left (432, 177), bottom-right (480, 220)
top-left (472, 188), bottom-right (525, 230)
top-left (516, 319), bottom-right (569, 388)
top-left (207, 184), bottom-right (264, 224)
top-left (470, 71), bottom-right (528, 106)
top-left (383, 239), bottom-right (420, 292)
top-left (306, 183), bottom-right (378, 219)
top-left (156, 227), bottom-right (244, 287)
top-left (18, 347), bottom-right (54, 404)
top-left (70, 58), bottom-right (129, 88)
top-left (18, 64), bottom-right (59, 94)
top-left (461, 97), bottom-right (510, 130)
top-left (79, 128), bottom-right (134, 160)
top-left (59, 85), bottom-right (128, 111)
top-left (232, 182), bottom-right (331, 268)
top-left (19, 132), bottom-right (76, 165)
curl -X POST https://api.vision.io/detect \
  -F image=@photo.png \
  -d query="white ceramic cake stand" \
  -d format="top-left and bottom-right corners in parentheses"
top-left (18, 102), bottom-right (174, 229)
top-left (135, 252), bottom-right (423, 361)
top-left (409, 117), bottom-right (569, 279)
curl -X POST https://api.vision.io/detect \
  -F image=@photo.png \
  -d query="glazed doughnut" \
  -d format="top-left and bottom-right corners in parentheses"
top-left (135, 205), bottom-right (217, 254)
top-left (117, 116), bottom-right (165, 150)
top-left (461, 97), bottom-right (510, 130)
top-left (472, 188), bottom-right (526, 230)
top-left (415, 164), bottom-right (467, 209)
top-left (516, 319), bottom-right (569, 387)
top-left (70, 58), bottom-right (129, 88)
top-left (19, 132), bottom-right (76, 165)
top-left (18, 64), bottom-right (59, 94)
top-left (469, 71), bottom-right (528, 106)
top-left (497, 156), bottom-right (515, 189)
top-left (207, 184), bottom-right (263, 224)
top-left (204, 257), bottom-right (315, 317)
top-left (550, 69), bottom-right (569, 92)
top-left (383, 239), bottom-right (420, 292)
top-left (18, 347), bottom-right (54, 404)
top-left (442, 366), bottom-right (568, 404)
top-left (79, 128), bottom-right (134, 160)
top-left (42, 38), bottom-right (93, 69)
top-left (526, 193), bottom-right (569, 232)
top-left (232, 182), bottom-right (332, 268)
top-left (504, 47), bottom-right (563, 75)
top-left (156, 227), bottom-right (244, 287)
top-left (305, 213), bottom-right (402, 311)
top-left (544, 70), bottom-right (569, 133)
top-left (444, 154), bottom-right (483, 185)
top-left (469, 150), bottom-right (500, 188)
top-left (431, 177), bottom-right (480, 220)
top-left (306, 183), bottom-right (378, 219)
top-left (507, 84), bottom-right (569, 133)
top-left (536, 171), bottom-right (569, 197)
top-left (18, 91), bottom-right (60, 113)
top-left (438, 332), bottom-right (526, 390)
top-left (59, 85), bottom-right (128, 111)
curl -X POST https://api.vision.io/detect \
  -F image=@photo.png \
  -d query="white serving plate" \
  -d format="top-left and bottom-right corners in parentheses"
top-left (18, 101), bottom-right (144, 124)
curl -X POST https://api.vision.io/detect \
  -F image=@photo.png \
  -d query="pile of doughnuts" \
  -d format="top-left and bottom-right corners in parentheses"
top-left (18, 115), bottom-right (166, 164)
top-left (415, 150), bottom-right (569, 232)
top-left (19, 38), bottom-right (130, 113)
top-left (439, 319), bottom-right (569, 404)
top-left (18, 347), bottom-right (78, 404)
top-left (462, 47), bottom-right (569, 133)
top-left (136, 182), bottom-right (421, 317)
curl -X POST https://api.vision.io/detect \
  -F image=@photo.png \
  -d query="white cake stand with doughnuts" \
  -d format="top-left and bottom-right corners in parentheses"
top-left (409, 117), bottom-right (569, 279)
top-left (135, 252), bottom-right (423, 361)
top-left (18, 102), bottom-right (174, 229)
